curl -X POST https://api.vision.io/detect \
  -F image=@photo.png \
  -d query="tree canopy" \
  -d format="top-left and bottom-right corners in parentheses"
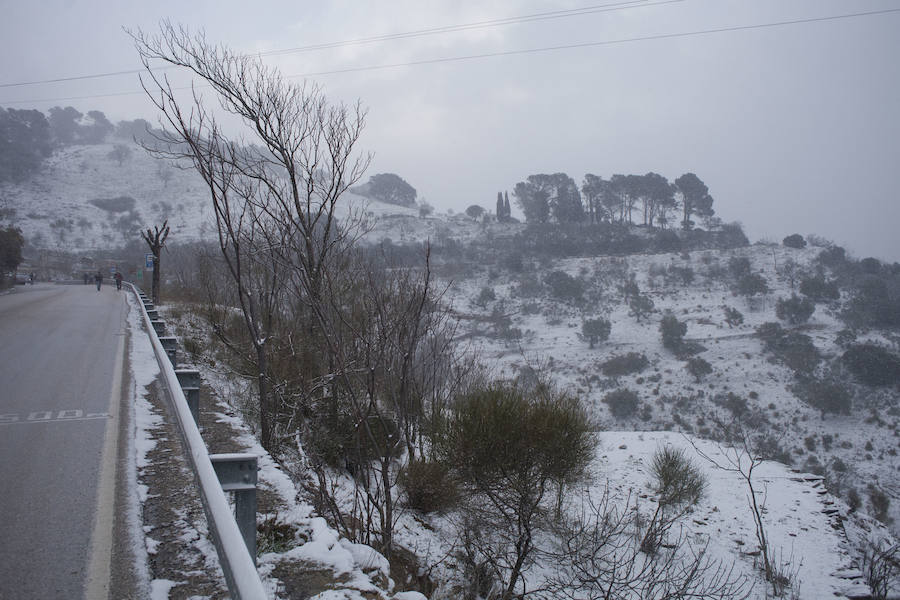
top-left (509, 171), bottom-right (715, 229)
top-left (360, 173), bottom-right (417, 207)
top-left (0, 226), bottom-right (25, 274)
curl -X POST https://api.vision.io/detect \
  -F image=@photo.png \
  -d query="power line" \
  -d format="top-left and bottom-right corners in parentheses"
top-left (0, 0), bottom-right (665, 89)
top-left (263, 0), bottom-right (662, 55)
top-left (2, 7), bottom-right (898, 106)
top-left (289, 7), bottom-right (900, 79)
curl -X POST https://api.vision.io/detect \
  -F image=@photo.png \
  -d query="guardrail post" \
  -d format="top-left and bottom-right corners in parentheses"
top-left (151, 320), bottom-right (166, 336)
top-left (175, 369), bottom-right (201, 426)
top-left (210, 454), bottom-right (258, 564)
top-left (159, 336), bottom-right (178, 367)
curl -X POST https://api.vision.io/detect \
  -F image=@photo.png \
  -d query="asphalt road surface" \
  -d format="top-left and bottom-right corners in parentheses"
top-left (0, 282), bottom-right (138, 599)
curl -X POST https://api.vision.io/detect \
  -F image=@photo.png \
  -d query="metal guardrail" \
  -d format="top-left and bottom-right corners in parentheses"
top-left (128, 283), bottom-right (267, 599)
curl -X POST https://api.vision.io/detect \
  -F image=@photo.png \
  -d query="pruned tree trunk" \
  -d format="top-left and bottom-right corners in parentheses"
top-left (141, 221), bottom-right (169, 305)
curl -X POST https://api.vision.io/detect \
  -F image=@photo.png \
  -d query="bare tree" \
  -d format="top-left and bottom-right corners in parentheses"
top-left (141, 220), bottom-right (169, 304)
top-left (550, 488), bottom-right (752, 600)
top-left (297, 246), bottom-right (475, 559)
top-left (860, 537), bottom-right (900, 600)
top-left (131, 22), bottom-right (370, 451)
top-left (688, 419), bottom-right (790, 597)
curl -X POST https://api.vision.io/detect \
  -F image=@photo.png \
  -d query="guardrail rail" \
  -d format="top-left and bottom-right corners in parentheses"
top-left (129, 283), bottom-right (267, 599)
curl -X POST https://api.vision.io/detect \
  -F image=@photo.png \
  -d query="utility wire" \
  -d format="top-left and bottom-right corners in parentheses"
top-left (291, 6), bottom-right (900, 79)
top-left (263, 0), bottom-right (660, 55)
top-left (2, 7), bottom-right (898, 106)
top-left (0, 0), bottom-right (663, 89)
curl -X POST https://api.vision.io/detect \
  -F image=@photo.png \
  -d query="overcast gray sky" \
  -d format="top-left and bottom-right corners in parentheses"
top-left (2, 0), bottom-right (899, 260)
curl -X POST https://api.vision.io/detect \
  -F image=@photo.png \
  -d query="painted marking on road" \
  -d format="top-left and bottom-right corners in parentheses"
top-left (85, 326), bottom-right (125, 600)
top-left (0, 410), bottom-right (109, 426)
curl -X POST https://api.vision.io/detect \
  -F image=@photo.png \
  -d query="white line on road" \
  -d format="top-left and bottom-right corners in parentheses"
top-left (84, 323), bottom-right (125, 599)
top-left (0, 414), bottom-right (110, 426)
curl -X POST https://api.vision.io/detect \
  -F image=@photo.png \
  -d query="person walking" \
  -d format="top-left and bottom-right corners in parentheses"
top-left (114, 271), bottom-right (123, 291)
top-left (94, 270), bottom-right (103, 291)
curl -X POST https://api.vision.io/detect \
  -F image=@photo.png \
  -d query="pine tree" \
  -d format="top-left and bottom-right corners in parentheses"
top-left (497, 191), bottom-right (504, 221)
top-left (503, 191), bottom-right (511, 220)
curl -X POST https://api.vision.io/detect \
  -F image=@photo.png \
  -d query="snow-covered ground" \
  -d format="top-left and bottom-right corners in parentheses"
top-left (130, 292), bottom-right (425, 599)
top-left (147, 236), bottom-right (900, 598)
top-left (30, 143), bottom-right (886, 597)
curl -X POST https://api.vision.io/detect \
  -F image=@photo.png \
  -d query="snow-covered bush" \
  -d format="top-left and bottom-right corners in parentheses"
top-left (776, 293), bottom-right (815, 325)
top-left (581, 318), bottom-right (611, 349)
top-left (400, 459), bottom-right (459, 514)
top-left (842, 344), bottom-right (900, 386)
top-left (603, 388), bottom-right (640, 419)
top-left (783, 233), bottom-right (806, 249)
top-left (660, 313), bottom-right (688, 351)
top-left (600, 352), bottom-right (649, 378)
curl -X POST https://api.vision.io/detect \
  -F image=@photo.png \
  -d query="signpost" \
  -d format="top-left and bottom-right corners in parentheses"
top-left (145, 253), bottom-right (155, 271)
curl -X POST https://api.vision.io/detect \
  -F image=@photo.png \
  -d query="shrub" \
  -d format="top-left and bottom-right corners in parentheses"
top-left (776, 294), bottom-right (815, 325)
top-left (502, 252), bottom-right (524, 273)
top-left (817, 245), bottom-right (846, 268)
top-left (799, 276), bottom-right (840, 303)
top-left (475, 286), bottom-right (496, 308)
top-left (544, 270), bottom-right (583, 301)
top-left (401, 459), bottom-right (459, 514)
top-left (441, 383), bottom-right (594, 595)
top-left (651, 446), bottom-right (706, 506)
top-left (867, 485), bottom-right (892, 524)
top-left (713, 392), bottom-right (748, 417)
top-left (782, 234), bottom-right (807, 249)
top-left (600, 352), bottom-right (649, 377)
top-left (581, 318), bottom-right (611, 349)
top-left (603, 388), bottom-right (640, 418)
top-left (755, 435), bottom-right (793, 465)
top-left (628, 294), bottom-right (655, 322)
top-left (653, 229), bottom-right (681, 253)
top-left (719, 222), bottom-right (749, 247)
top-left (860, 257), bottom-right (882, 274)
top-left (660, 313), bottom-right (687, 351)
top-left (0, 226), bottom-right (25, 277)
top-left (778, 333), bottom-right (820, 373)
top-left (735, 273), bottom-right (769, 297)
top-left (443, 384), bottom-right (594, 485)
top-left (756, 321), bottom-right (785, 345)
top-left (792, 377), bottom-right (852, 417)
top-left (728, 256), bottom-right (751, 279)
top-left (843, 276), bottom-right (900, 329)
top-left (304, 403), bottom-right (402, 470)
top-left (842, 344), bottom-right (900, 386)
top-left (686, 357), bottom-right (713, 382)
top-left (641, 445), bottom-right (706, 553)
top-left (667, 265), bottom-right (694, 286)
top-left (756, 322), bottom-right (820, 373)
top-left (723, 306), bottom-right (744, 328)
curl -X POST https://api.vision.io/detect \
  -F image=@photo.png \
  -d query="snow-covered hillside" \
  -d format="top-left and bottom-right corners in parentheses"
top-left (157, 223), bottom-right (900, 598)
top-left (11, 138), bottom-right (899, 597)
top-left (442, 241), bottom-right (900, 529)
top-left (0, 142), bottom-right (210, 250)
top-left (0, 140), bottom-right (408, 253)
